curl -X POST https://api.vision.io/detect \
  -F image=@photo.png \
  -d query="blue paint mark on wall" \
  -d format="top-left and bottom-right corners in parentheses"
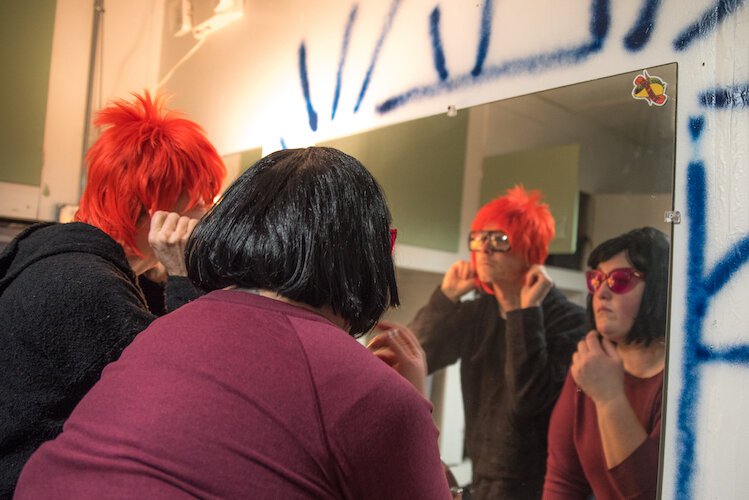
top-left (429, 7), bottom-right (449, 81)
top-left (353, 0), bottom-right (402, 113)
top-left (377, 0), bottom-right (610, 113)
top-left (623, 0), bottom-right (661, 51)
top-left (677, 115), bottom-right (749, 499)
top-left (298, 43), bottom-right (318, 131)
top-left (332, 5), bottom-right (359, 120)
top-left (673, 0), bottom-right (746, 51)
top-left (471, 0), bottom-right (494, 77)
top-left (699, 84), bottom-right (749, 109)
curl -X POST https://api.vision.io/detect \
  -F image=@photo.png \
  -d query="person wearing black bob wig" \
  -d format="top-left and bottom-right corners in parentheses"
top-left (15, 147), bottom-right (452, 499)
top-left (543, 227), bottom-right (670, 500)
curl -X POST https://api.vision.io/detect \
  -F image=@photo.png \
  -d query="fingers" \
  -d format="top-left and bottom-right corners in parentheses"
top-left (368, 326), bottom-right (423, 360)
top-left (600, 336), bottom-right (620, 359)
top-left (456, 260), bottom-right (475, 281)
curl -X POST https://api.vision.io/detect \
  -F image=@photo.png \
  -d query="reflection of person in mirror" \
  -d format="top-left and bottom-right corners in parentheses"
top-left (0, 92), bottom-right (226, 497)
top-left (408, 185), bottom-right (587, 499)
top-left (543, 227), bottom-right (669, 500)
top-left (15, 147), bottom-right (452, 500)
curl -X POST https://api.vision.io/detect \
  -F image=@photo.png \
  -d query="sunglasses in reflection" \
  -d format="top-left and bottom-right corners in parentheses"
top-left (389, 228), bottom-right (397, 254)
top-left (468, 230), bottom-right (511, 253)
top-left (585, 268), bottom-right (645, 294)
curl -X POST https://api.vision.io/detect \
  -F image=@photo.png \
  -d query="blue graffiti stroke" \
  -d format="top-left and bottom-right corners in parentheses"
top-left (699, 84), bottom-right (749, 109)
top-left (623, 0), bottom-right (662, 51)
top-left (353, 0), bottom-right (403, 113)
top-left (377, 0), bottom-right (610, 114)
top-left (471, 0), bottom-right (495, 77)
top-left (429, 7), bottom-right (449, 81)
top-left (673, 0), bottom-right (747, 51)
top-left (298, 42), bottom-right (319, 131)
top-left (677, 114), bottom-right (749, 499)
top-left (332, 5), bottom-right (359, 120)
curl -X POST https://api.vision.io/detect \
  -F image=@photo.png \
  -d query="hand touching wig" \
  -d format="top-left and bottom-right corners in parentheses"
top-left (75, 92), bottom-right (226, 256)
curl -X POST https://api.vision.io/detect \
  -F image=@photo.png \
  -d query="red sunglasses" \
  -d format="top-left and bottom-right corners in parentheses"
top-left (585, 268), bottom-right (645, 294)
top-left (389, 228), bottom-right (397, 254)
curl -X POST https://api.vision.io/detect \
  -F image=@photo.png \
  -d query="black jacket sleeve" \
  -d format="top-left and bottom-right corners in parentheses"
top-left (408, 287), bottom-right (484, 374)
top-left (504, 288), bottom-right (587, 417)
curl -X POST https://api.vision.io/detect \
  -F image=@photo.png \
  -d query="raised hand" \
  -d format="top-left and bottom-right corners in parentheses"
top-left (441, 259), bottom-right (477, 302)
top-left (367, 320), bottom-right (428, 396)
top-left (147, 211), bottom-right (199, 277)
top-left (519, 264), bottom-right (554, 309)
top-left (570, 330), bottom-right (625, 404)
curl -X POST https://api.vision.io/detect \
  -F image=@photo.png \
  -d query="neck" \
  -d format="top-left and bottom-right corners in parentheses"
top-left (127, 255), bottom-right (157, 276)
top-left (235, 288), bottom-right (348, 330)
top-left (616, 340), bottom-right (666, 378)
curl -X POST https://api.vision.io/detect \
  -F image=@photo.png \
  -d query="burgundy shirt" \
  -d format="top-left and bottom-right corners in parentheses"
top-left (15, 290), bottom-right (450, 499)
top-left (543, 369), bottom-right (663, 500)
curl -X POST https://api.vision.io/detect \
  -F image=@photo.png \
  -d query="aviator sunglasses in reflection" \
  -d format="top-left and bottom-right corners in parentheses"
top-left (585, 268), bottom-right (645, 294)
top-left (468, 230), bottom-right (511, 253)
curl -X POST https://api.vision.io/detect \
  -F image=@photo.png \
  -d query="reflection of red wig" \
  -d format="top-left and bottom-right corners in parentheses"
top-left (75, 92), bottom-right (226, 256)
top-left (471, 185), bottom-right (555, 293)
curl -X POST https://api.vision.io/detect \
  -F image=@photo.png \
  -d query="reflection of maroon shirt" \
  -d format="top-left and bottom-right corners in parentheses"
top-left (543, 369), bottom-right (663, 500)
top-left (16, 290), bottom-right (450, 500)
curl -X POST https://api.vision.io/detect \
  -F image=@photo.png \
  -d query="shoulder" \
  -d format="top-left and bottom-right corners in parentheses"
top-left (542, 287), bottom-right (586, 323)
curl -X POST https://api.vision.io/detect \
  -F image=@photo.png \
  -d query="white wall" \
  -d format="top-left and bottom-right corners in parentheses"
top-left (39, 1), bottom-right (749, 498)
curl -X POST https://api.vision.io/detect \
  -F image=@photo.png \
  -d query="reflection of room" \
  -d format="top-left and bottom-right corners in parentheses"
top-left (381, 64), bottom-right (677, 483)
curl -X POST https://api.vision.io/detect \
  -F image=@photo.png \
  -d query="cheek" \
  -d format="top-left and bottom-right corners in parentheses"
top-left (619, 291), bottom-right (644, 326)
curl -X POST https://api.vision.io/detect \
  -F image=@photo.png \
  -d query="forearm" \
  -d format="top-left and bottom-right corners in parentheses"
top-left (595, 395), bottom-right (648, 468)
top-left (165, 276), bottom-right (203, 312)
top-left (409, 288), bottom-right (473, 373)
top-left (504, 307), bottom-right (569, 415)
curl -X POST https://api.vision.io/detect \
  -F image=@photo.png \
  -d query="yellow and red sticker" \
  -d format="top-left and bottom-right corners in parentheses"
top-left (632, 69), bottom-right (668, 106)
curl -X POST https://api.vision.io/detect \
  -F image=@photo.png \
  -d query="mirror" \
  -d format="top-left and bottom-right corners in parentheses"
top-left (296, 63), bottom-right (676, 485)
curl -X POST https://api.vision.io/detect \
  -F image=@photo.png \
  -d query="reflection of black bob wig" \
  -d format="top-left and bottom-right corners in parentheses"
top-left (186, 147), bottom-right (400, 336)
top-left (586, 226), bottom-right (670, 346)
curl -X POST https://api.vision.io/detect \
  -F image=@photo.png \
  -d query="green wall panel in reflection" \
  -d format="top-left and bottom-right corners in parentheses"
top-left (320, 113), bottom-right (468, 253)
top-left (480, 144), bottom-right (580, 254)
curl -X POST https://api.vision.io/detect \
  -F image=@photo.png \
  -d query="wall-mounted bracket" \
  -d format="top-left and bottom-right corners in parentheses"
top-left (664, 210), bottom-right (681, 224)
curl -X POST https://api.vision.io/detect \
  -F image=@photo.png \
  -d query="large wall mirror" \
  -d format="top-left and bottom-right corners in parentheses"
top-left (299, 63), bottom-right (675, 483)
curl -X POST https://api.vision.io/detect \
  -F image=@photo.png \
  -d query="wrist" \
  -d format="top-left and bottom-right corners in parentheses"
top-left (440, 286), bottom-right (462, 303)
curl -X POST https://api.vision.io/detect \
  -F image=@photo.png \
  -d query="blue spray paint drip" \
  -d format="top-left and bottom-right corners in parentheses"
top-left (353, 0), bottom-right (402, 113)
top-left (298, 43), bottom-right (318, 131)
top-left (688, 115), bottom-right (705, 141)
top-left (332, 5), bottom-right (359, 120)
top-left (623, 0), bottom-right (661, 51)
top-left (673, 0), bottom-right (746, 51)
top-left (677, 115), bottom-right (749, 499)
top-left (377, 0), bottom-right (610, 114)
top-left (471, 0), bottom-right (494, 77)
top-left (699, 84), bottom-right (749, 109)
top-left (429, 7), bottom-right (449, 81)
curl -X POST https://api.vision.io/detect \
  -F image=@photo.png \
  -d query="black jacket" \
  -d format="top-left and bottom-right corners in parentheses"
top-left (410, 287), bottom-right (587, 500)
top-left (0, 222), bottom-right (199, 497)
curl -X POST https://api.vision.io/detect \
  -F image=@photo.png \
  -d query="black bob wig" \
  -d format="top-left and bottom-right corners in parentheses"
top-left (186, 147), bottom-right (400, 336)
top-left (586, 226), bottom-right (670, 346)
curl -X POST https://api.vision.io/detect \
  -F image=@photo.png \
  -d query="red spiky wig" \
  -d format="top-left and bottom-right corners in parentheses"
top-left (75, 92), bottom-right (226, 256)
top-left (470, 185), bottom-right (555, 294)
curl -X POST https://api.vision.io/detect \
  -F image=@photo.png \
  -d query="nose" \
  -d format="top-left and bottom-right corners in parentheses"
top-left (594, 280), bottom-right (613, 300)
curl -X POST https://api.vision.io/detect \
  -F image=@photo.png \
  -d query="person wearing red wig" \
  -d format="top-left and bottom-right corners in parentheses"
top-left (408, 185), bottom-right (587, 499)
top-left (0, 92), bottom-right (225, 496)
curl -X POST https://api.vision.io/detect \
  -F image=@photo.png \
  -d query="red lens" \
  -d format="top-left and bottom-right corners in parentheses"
top-left (586, 268), bottom-right (643, 294)
top-left (607, 269), bottom-right (638, 294)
